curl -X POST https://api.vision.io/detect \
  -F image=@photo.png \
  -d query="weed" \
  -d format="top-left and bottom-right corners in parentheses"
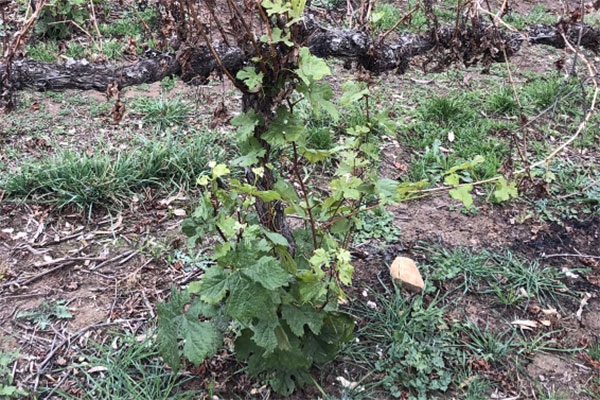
top-left (418, 96), bottom-right (474, 126)
top-left (353, 207), bottom-right (401, 244)
top-left (1, 133), bottom-right (226, 213)
top-left (16, 300), bottom-right (72, 329)
top-left (588, 341), bottom-right (600, 361)
top-left (419, 246), bottom-right (574, 307)
top-left (307, 128), bottom-right (333, 150)
top-left (486, 86), bottom-right (520, 116)
top-left (503, 5), bottom-right (554, 30)
top-left (99, 7), bottom-right (157, 38)
top-left (102, 39), bottom-right (124, 60)
top-left (65, 41), bottom-right (88, 59)
top-left (0, 349), bottom-right (28, 398)
top-left (343, 289), bottom-right (458, 399)
top-left (31, 0), bottom-right (105, 39)
top-left (459, 319), bottom-right (518, 363)
top-left (26, 41), bottom-right (59, 62)
top-left (524, 74), bottom-right (581, 113)
top-left (52, 332), bottom-right (199, 400)
top-left (133, 96), bottom-right (193, 130)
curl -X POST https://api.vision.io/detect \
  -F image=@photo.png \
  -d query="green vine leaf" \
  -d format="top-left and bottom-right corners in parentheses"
top-left (263, 107), bottom-right (303, 146)
top-left (252, 319), bottom-right (280, 355)
top-left (157, 288), bottom-right (222, 371)
top-left (444, 173), bottom-right (460, 187)
top-left (242, 256), bottom-right (290, 290)
top-left (330, 176), bottom-right (363, 200)
top-left (282, 304), bottom-right (325, 336)
top-left (231, 110), bottom-right (264, 141)
top-left (189, 266), bottom-right (230, 304)
top-left (236, 67), bottom-right (264, 92)
top-left (299, 82), bottom-right (339, 121)
top-left (336, 249), bottom-right (353, 285)
top-left (225, 275), bottom-right (271, 323)
top-left (183, 320), bottom-right (221, 366)
top-left (340, 81), bottom-right (369, 106)
top-left (300, 147), bottom-right (332, 163)
top-left (449, 184), bottom-right (474, 208)
top-left (261, 27), bottom-right (293, 46)
top-left (296, 47), bottom-right (331, 85)
top-left (261, 0), bottom-right (290, 16)
top-left (494, 177), bottom-right (518, 202)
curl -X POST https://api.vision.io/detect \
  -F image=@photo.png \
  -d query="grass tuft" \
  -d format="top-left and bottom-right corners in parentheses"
top-left (51, 331), bottom-right (199, 400)
top-left (133, 96), bottom-right (193, 131)
top-left (2, 133), bottom-right (226, 213)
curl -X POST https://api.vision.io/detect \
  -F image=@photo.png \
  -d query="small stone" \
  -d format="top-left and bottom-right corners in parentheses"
top-left (389, 257), bottom-right (424, 293)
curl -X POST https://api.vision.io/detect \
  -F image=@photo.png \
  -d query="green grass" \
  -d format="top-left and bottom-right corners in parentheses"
top-left (372, 0), bottom-right (456, 33)
top-left (342, 290), bottom-right (461, 399)
top-left (50, 331), bottom-right (199, 400)
top-left (65, 41), bottom-right (88, 59)
top-left (503, 5), bottom-right (555, 30)
top-left (334, 244), bottom-right (584, 398)
top-left (102, 39), bottom-right (125, 60)
top-left (485, 86), bottom-right (520, 116)
top-left (589, 341), bottom-right (600, 362)
top-left (418, 96), bottom-right (475, 126)
top-left (524, 73), bottom-right (582, 114)
top-left (418, 245), bottom-right (577, 307)
top-left (1, 133), bottom-right (226, 213)
top-left (26, 41), bottom-right (59, 62)
top-left (133, 96), bottom-right (193, 131)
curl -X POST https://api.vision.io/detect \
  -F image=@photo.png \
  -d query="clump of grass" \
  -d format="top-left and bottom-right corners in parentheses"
top-left (503, 5), bottom-right (554, 30)
top-left (1, 134), bottom-right (226, 213)
top-left (420, 245), bottom-right (575, 307)
top-left (26, 41), bottom-right (59, 62)
top-left (133, 96), bottom-right (193, 130)
top-left (524, 73), bottom-right (582, 113)
top-left (589, 342), bottom-right (600, 362)
top-left (418, 95), bottom-right (474, 126)
top-left (102, 39), bottom-right (125, 60)
top-left (51, 331), bottom-right (198, 400)
top-left (65, 41), bottom-right (88, 59)
top-left (486, 86), bottom-right (520, 116)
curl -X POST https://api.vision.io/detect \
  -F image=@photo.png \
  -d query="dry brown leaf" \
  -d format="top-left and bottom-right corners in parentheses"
top-left (511, 319), bottom-right (539, 330)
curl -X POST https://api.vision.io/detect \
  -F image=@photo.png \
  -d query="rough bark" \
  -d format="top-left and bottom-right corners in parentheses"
top-left (0, 22), bottom-right (598, 94)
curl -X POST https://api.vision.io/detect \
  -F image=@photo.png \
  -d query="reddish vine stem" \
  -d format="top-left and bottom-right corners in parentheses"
top-left (292, 142), bottom-right (318, 250)
top-left (226, 0), bottom-right (269, 76)
top-left (204, 1), bottom-right (231, 47)
top-left (185, 0), bottom-right (247, 93)
top-left (321, 203), bottom-right (380, 230)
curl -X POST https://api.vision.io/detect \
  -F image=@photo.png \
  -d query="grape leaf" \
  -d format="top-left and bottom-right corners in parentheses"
top-left (182, 320), bottom-right (220, 366)
top-left (296, 47), bottom-right (331, 85)
top-left (191, 266), bottom-right (229, 304)
top-left (231, 109), bottom-right (263, 141)
top-left (252, 319), bottom-right (279, 355)
top-left (242, 256), bottom-right (290, 290)
top-left (494, 177), bottom-right (518, 202)
top-left (226, 275), bottom-right (270, 322)
top-left (449, 184), bottom-right (474, 208)
top-left (236, 67), bottom-right (264, 92)
top-left (340, 81), bottom-right (369, 106)
top-left (282, 304), bottom-right (324, 336)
